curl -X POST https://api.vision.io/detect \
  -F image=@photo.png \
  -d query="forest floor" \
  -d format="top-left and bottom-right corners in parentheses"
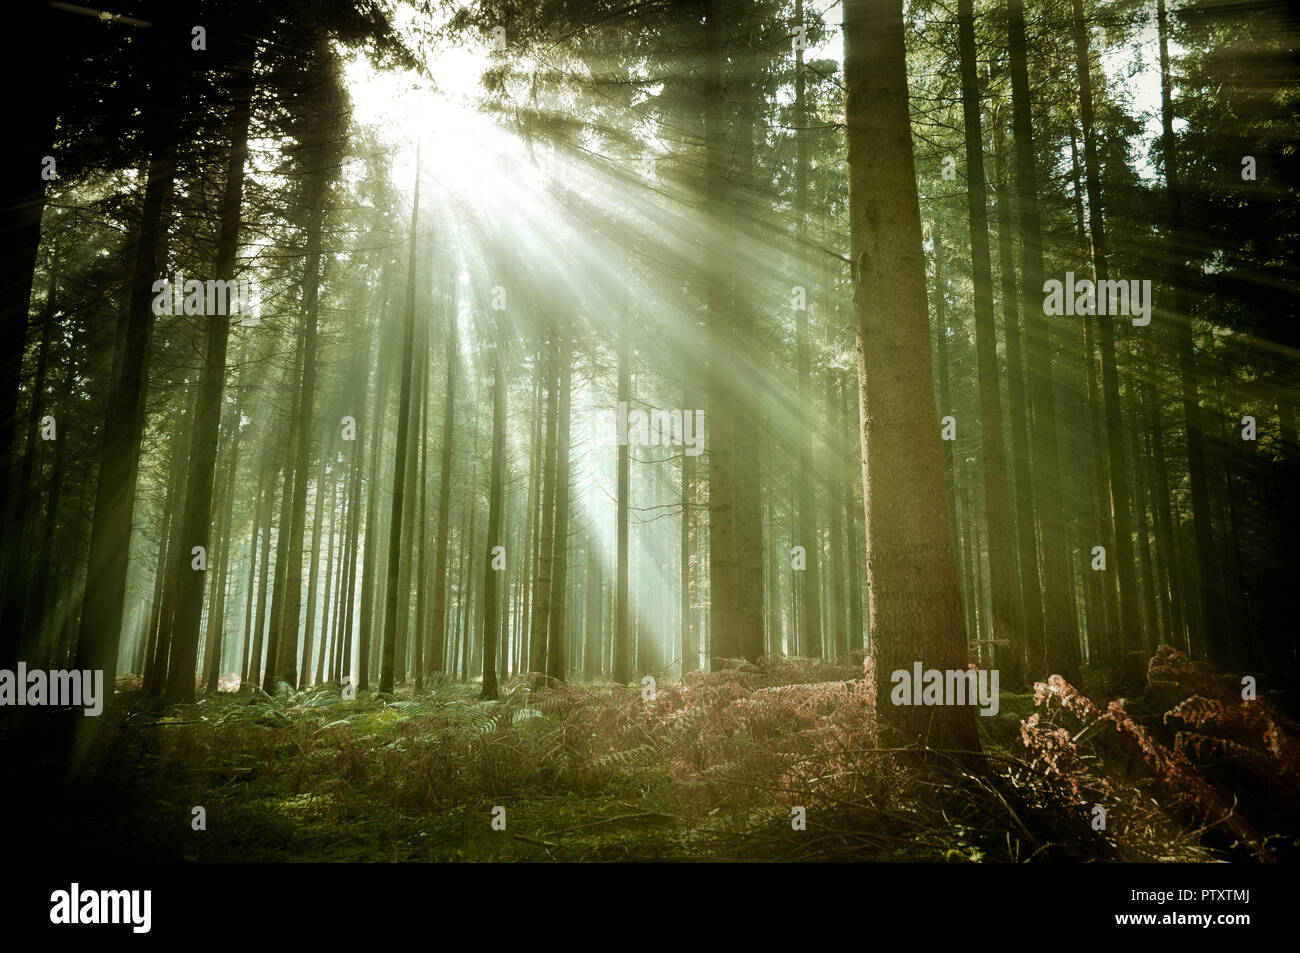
top-left (4, 650), bottom-right (1297, 862)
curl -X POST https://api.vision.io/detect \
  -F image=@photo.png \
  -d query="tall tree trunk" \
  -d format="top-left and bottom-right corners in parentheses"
top-left (413, 300), bottom-right (431, 693)
top-left (379, 155), bottom-right (422, 695)
top-left (1070, 0), bottom-right (1143, 659)
top-left (74, 29), bottom-right (186, 695)
top-left (614, 288), bottom-right (632, 683)
top-left (519, 364), bottom-right (540, 675)
top-left (203, 405), bottom-right (242, 691)
top-left (29, 336), bottom-right (74, 665)
top-left (704, 0), bottom-right (742, 666)
top-left (826, 372), bottom-right (848, 659)
top-left (794, 1), bottom-right (823, 661)
top-left (1007, 0), bottom-right (1080, 683)
top-left (146, 387), bottom-right (199, 697)
top-left (0, 4), bottom-right (60, 667)
top-left (247, 468), bottom-right (276, 691)
top-left (270, 161), bottom-right (331, 691)
top-left (358, 296), bottom-right (395, 690)
top-left (730, 11), bottom-right (766, 663)
top-left (3, 273), bottom-right (56, 647)
top-left (320, 473), bottom-right (341, 685)
top-left (587, 538), bottom-right (603, 680)
top-left (1158, 0), bottom-right (1226, 662)
top-left (299, 475), bottom-right (326, 689)
top-left (546, 340), bottom-right (572, 683)
top-left (429, 302), bottom-right (458, 676)
top-left (842, 379), bottom-right (866, 651)
top-left (529, 345), bottom-right (557, 677)
top-left (481, 335), bottom-right (507, 700)
top-left (680, 383), bottom-right (695, 673)
top-left (994, 115), bottom-right (1045, 675)
top-left (844, 0), bottom-right (980, 753)
top-left (958, 0), bottom-right (1024, 687)
top-left (163, 51), bottom-right (254, 702)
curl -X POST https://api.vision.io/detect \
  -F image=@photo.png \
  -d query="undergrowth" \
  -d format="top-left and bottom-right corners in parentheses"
top-left (11, 648), bottom-right (1297, 862)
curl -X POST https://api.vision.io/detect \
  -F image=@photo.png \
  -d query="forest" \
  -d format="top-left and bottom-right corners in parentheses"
top-left (0, 0), bottom-right (1297, 868)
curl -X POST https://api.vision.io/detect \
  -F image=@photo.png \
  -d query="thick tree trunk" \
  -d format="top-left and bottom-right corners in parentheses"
top-left (74, 30), bottom-right (186, 694)
top-left (844, 0), bottom-right (980, 753)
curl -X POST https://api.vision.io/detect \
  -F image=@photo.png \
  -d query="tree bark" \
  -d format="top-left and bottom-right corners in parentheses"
top-left (1007, 0), bottom-right (1080, 683)
top-left (844, 0), bottom-right (980, 753)
top-left (958, 0), bottom-right (1024, 687)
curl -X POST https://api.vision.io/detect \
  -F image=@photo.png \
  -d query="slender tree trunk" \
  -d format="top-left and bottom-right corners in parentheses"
top-left (614, 289), bottom-right (632, 682)
top-left (429, 305), bottom-right (458, 676)
top-left (1158, 0), bottom-right (1226, 662)
top-left (163, 51), bottom-right (255, 702)
top-left (794, 8), bottom-right (823, 661)
top-left (546, 340), bottom-right (572, 684)
top-left (530, 345), bottom-right (557, 677)
top-left (413, 301), bottom-right (431, 693)
top-left (730, 13), bottom-right (766, 664)
top-left (681, 377), bottom-right (695, 673)
top-left (481, 335), bottom-right (507, 700)
top-left (247, 468), bottom-right (276, 691)
top-left (29, 339), bottom-right (73, 666)
top-left (842, 378), bottom-right (866, 651)
top-left (958, 0), bottom-right (1024, 687)
top-left (704, 0), bottom-right (742, 666)
top-left (1071, 0), bottom-right (1143, 659)
top-left (359, 297), bottom-right (395, 690)
top-left (379, 154), bottom-right (422, 695)
top-left (146, 388), bottom-right (198, 697)
top-left (587, 538), bottom-right (602, 679)
top-left (994, 116), bottom-right (1045, 675)
top-left (321, 472), bottom-right (341, 685)
top-left (300, 474), bottom-right (326, 689)
top-left (826, 373), bottom-right (848, 659)
top-left (1007, 0), bottom-right (1080, 683)
top-left (203, 409), bottom-right (242, 691)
